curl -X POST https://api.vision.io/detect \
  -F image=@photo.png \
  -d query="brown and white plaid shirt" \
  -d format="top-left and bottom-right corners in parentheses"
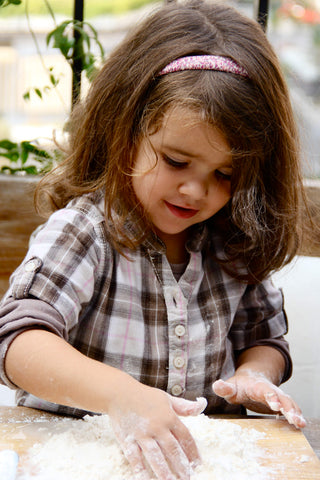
top-left (0, 192), bottom-right (291, 417)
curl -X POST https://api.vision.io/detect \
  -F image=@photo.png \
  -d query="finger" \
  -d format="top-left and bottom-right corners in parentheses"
top-left (171, 416), bottom-right (201, 467)
top-left (212, 379), bottom-right (237, 400)
top-left (121, 438), bottom-right (149, 480)
top-left (264, 390), bottom-right (306, 429)
top-left (247, 382), bottom-right (305, 427)
top-left (264, 391), bottom-right (282, 411)
top-left (139, 438), bottom-right (176, 480)
top-left (158, 432), bottom-right (192, 479)
top-left (280, 408), bottom-right (306, 429)
top-left (170, 396), bottom-right (207, 416)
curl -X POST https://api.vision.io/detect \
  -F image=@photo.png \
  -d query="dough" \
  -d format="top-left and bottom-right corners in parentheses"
top-left (20, 414), bottom-right (269, 479)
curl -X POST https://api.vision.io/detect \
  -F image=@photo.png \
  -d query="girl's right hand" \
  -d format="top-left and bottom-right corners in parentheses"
top-left (108, 382), bottom-right (206, 480)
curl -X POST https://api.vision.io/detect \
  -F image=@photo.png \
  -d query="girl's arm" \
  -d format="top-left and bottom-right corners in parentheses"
top-left (213, 345), bottom-right (306, 428)
top-left (6, 328), bottom-right (206, 480)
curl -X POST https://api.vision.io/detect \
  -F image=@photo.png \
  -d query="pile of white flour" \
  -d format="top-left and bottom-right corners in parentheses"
top-left (19, 414), bottom-right (269, 480)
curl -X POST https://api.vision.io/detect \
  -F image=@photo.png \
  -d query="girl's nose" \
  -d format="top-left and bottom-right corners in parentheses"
top-left (178, 178), bottom-right (208, 200)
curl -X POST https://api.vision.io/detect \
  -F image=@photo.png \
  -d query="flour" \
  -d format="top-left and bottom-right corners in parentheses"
top-left (19, 414), bottom-right (270, 480)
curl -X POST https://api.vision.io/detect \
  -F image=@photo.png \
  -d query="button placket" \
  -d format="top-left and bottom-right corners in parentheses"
top-left (163, 283), bottom-right (188, 397)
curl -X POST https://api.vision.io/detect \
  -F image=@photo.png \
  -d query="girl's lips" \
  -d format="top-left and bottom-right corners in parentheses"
top-left (164, 201), bottom-right (199, 219)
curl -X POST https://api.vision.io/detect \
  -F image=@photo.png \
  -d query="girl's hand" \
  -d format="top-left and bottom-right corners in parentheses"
top-left (212, 371), bottom-right (306, 429)
top-left (108, 382), bottom-right (207, 480)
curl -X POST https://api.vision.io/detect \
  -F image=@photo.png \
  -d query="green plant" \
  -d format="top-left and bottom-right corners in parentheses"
top-left (0, 139), bottom-right (54, 175)
top-left (0, 0), bottom-right (105, 175)
top-left (47, 19), bottom-right (104, 82)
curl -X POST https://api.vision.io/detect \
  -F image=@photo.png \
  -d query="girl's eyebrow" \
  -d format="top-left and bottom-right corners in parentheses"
top-left (163, 144), bottom-right (233, 167)
top-left (161, 141), bottom-right (211, 160)
top-left (163, 145), bottom-right (198, 158)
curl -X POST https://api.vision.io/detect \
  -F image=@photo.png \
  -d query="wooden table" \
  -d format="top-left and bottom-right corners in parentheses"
top-left (0, 406), bottom-right (320, 478)
top-left (247, 413), bottom-right (320, 460)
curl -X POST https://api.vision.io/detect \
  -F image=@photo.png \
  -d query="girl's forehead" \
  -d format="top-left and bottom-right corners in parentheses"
top-left (154, 106), bottom-right (231, 156)
top-left (161, 106), bottom-right (205, 128)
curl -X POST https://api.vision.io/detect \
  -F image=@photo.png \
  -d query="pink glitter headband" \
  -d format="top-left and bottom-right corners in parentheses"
top-left (159, 55), bottom-right (249, 78)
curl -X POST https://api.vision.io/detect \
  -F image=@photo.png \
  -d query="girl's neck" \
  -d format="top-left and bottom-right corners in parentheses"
top-left (155, 229), bottom-right (189, 264)
top-left (167, 247), bottom-right (189, 264)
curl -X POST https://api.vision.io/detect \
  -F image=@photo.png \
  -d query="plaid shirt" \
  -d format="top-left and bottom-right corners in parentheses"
top-left (0, 192), bottom-right (291, 417)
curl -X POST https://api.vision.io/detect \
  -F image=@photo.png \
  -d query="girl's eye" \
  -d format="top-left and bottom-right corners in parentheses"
top-left (215, 170), bottom-right (232, 181)
top-left (163, 154), bottom-right (188, 169)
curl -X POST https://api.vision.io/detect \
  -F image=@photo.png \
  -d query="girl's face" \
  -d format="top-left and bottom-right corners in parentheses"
top-left (132, 107), bottom-right (232, 255)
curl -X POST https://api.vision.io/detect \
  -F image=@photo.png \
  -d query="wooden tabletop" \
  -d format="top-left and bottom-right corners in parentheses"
top-left (220, 412), bottom-right (320, 460)
top-left (0, 407), bottom-right (319, 458)
top-left (254, 414), bottom-right (320, 460)
top-left (0, 406), bottom-right (319, 477)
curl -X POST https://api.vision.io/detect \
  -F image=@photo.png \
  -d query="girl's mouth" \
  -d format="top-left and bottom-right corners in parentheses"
top-left (164, 201), bottom-right (199, 219)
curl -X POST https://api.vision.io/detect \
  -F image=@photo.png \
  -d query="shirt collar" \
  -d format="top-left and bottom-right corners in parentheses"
top-left (141, 223), bottom-right (209, 255)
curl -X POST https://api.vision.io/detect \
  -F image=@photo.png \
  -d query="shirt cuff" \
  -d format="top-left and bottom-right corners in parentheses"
top-left (0, 297), bottom-right (66, 388)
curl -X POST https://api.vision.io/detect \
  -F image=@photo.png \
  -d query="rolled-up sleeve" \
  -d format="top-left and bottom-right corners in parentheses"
top-left (3, 208), bottom-right (101, 332)
top-left (0, 202), bottom-right (104, 388)
top-left (0, 297), bottom-right (65, 388)
top-left (230, 278), bottom-right (292, 382)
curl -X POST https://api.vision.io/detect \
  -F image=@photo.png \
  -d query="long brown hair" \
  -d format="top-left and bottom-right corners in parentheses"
top-left (35, 0), bottom-right (310, 282)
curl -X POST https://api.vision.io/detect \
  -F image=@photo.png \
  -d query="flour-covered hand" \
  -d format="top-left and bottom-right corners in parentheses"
top-left (109, 381), bottom-right (206, 480)
top-left (212, 371), bottom-right (306, 429)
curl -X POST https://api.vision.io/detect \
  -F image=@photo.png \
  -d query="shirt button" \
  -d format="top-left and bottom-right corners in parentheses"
top-left (173, 356), bottom-right (185, 369)
top-left (174, 325), bottom-right (186, 337)
top-left (171, 385), bottom-right (183, 396)
top-left (24, 258), bottom-right (41, 272)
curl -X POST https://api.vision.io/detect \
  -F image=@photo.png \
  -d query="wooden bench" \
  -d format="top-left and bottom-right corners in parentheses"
top-left (0, 175), bottom-right (319, 298)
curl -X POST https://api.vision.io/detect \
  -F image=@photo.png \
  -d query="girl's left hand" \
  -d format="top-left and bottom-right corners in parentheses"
top-left (212, 371), bottom-right (306, 429)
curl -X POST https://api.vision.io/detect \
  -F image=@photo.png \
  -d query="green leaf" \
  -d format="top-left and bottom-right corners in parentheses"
top-left (0, 166), bottom-right (15, 174)
top-left (0, 151), bottom-right (19, 162)
top-left (84, 22), bottom-right (105, 58)
top-left (35, 88), bottom-right (43, 99)
top-left (0, 0), bottom-right (21, 6)
top-left (47, 21), bottom-right (75, 59)
top-left (23, 91), bottom-right (31, 101)
top-left (0, 139), bottom-right (17, 150)
top-left (21, 147), bottom-right (29, 164)
top-left (49, 74), bottom-right (59, 86)
top-left (21, 141), bottom-right (34, 151)
top-left (23, 165), bottom-right (38, 175)
top-left (22, 141), bottom-right (52, 159)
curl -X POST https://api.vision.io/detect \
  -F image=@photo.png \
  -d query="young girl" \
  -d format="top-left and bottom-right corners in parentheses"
top-left (0, 0), bottom-right (310, 478)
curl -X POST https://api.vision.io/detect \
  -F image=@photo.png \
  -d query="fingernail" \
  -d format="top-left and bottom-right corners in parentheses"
top-left (265, 399), bottom-right (281, 411)
top-left (264, 393), bottom-right (281, 411)
top-left (280, 408), bottom-right (306, 428)
top-left (194, 397), bottom-right (207, 414)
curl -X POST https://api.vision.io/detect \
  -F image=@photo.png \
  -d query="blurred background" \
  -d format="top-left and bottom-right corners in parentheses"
top-left (0, 0), bottom-right (319, 418)
top-left (0, 0), bottom-right (320, 177)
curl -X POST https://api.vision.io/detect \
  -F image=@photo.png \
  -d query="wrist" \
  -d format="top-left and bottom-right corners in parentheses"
top-left (236, 346), bottom-right (285, 386)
